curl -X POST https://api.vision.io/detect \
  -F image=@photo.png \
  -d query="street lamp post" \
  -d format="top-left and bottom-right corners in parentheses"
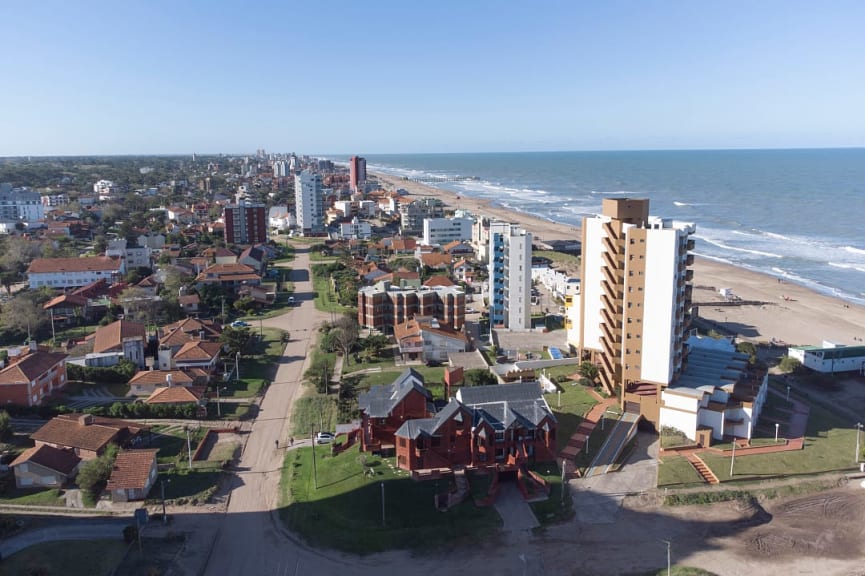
top-left (775, 422), bottom-right (780, 443)
top-left (786, 385), bottom-right (791, 402)
top-left (729, 437), bottom-right (737, 477)
top-left (160, 479), bottom-right (169, 524)
top-left (855, 422), bottom-right (862, 464)
top-left (185, 426), bottom-right (193, 469)
top-left (235, 351), bottom-right (240, 383)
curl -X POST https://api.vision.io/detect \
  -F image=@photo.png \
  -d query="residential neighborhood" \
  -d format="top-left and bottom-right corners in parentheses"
top-left (0, 153), bottom-right (862, 576)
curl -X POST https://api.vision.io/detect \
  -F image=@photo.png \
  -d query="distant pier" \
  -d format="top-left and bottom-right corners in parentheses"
top-left (402, 175), bottom-right (480, 183)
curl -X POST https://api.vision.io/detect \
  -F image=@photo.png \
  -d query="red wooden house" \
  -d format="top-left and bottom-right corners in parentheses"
top-left (357, 368), bottom-right (433, 455)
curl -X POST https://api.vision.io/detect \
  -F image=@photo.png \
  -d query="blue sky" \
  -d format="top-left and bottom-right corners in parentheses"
top-left (2, 0), bottom-right (864, 155)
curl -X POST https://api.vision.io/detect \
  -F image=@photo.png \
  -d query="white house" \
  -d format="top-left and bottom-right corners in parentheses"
top-left (787, 343), bottom-right (865, 374)
top-left (659, 336), bottom-right (767, 444)
top-left (106, 239), bottom-right (152, 269)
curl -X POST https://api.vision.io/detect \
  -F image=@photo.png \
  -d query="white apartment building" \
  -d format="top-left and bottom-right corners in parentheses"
top-left (487, 223), bottom-right (532, 330)
top-left (41, 193), bottom-right (69, 207)
top-left (337, 217), bottom-right (372, 240)
top-left (0, 184), bottom-right (45, 223)
top-left (294, 170), bottom-right (324, 235)
top-left (574, 198), bottom-right (696, 427)
top-left (106, 239), bottom-right (152, 269)
top-left (27, 256), bottom-right (125, 289)
top-left (422, 217), bottom-right (474, 246)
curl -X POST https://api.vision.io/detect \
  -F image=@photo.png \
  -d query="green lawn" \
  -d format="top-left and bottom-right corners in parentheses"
top-left (312, 274), bottom-right (355, 314)
top-left (528, 463), bottom-right (573, 524)
top-left (0, 487), bottom-right (66, 506)
top-left (279, 445), bottom-right (500, 554)
top-left (696, 401), bottom-right (860, 484)
top-left (0, 539), bottom-right (128, 576)
top-left (547, 383), bottom-right (602, 454)
top-left (228, 327), bottom-right (285, 397)
top-left (657, 455), bottom-right (706, 488)
top-left (149, 468), bottom-right (222, 505)
top-left (207, 401), bottom-right (251, 420)
top-left (291, 394), bottom-right (339, 436)
top-left (150, 427), bottom-right (207, 466)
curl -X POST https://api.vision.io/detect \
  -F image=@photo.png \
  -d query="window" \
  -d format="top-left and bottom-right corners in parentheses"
top-left (494, 430), bottom-right (505, 443)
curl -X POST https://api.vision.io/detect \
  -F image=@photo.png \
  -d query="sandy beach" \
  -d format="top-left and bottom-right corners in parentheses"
top-left (372, 171), bottom-right (865, 348)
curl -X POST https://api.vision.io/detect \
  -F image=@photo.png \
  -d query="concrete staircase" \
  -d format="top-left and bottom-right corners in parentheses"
top-left (685, 453), bottom-right (719, 484)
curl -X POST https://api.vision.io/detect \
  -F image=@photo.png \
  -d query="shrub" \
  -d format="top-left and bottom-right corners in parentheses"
top-left (778, 356), bottom-right (802, 373)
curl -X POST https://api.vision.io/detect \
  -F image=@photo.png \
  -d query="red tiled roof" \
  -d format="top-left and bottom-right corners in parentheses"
top-left (173, 340), bottom-right (223, 362)
top-left (178, 294), bottom-right (200, 305)
top-left (420, 253), bottom-right (452, 268)
top-left (11, 444), bottom-right (80, 475)
top-left (145, 386), bottom-right (205, 404)
top-left (30, 415), bottom-right (125, 452)
top-left (105, 449), bottom-right (158, 491)
top-left (27, 256), bottom-right (122, 274)
top-left (43, 293), bottom-right (88, 310)
top-left (423, 275), bottom-right (455, 287)
top-left (93, 320), bottom-right (146, 354)
top-left (159, 318), bottom-right (220, 348)
top-left (128, 370), bottom-right (193, 387)
top-left (0, 349), bottom-right (67, 384)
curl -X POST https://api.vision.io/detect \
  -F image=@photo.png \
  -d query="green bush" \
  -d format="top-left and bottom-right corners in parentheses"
top-left (67, 359), bottom-right (137, 384)
top-left (778, 356), bottom-right (802, 373)
top-left (85, 402), bottom-right (199, 420)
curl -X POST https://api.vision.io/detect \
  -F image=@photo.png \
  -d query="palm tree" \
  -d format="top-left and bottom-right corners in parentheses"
top-left (577, 361), bottom-right (599, 387)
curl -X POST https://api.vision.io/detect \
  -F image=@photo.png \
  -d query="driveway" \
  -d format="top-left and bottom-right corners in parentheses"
top-left (494, 482), bottom-right (540, 531)
top-left (571, 431), bottom-right (659, 524)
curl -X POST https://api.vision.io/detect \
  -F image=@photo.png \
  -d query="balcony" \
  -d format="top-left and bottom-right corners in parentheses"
top-left (684, 269), bottom-right (694, 282)
top-left (686, 239), bottom-right (695, 251)
top-left (684, 254), bottom-right (695, 267)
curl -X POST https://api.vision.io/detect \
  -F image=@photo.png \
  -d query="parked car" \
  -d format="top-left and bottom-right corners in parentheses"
top-left (315, 432), bottom-right (335, 444)
top-left (231, 320), bottom-right (251, 328)
top-left (288, 296), bottom-right (295, 305)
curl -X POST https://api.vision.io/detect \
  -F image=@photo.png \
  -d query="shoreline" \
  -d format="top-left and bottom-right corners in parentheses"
top-left (371, 170), bottom-right (865, 348)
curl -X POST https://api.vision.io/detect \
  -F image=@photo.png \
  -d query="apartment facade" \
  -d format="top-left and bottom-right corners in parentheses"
top-left (0, 344), bottom-right (68, 407)
top-left (422, 217), bottom-right (474, 246)
top-left (399, 198), bottom-right (444, 235)
top-left (0, 184), bottom-right (45, 223)
top-left (349, 155), bottom-right (366, 193)
top-left (294, 170), bottom-right (324, 235)
top-left (27, 256), bottom-right (124, 289)
top-left (575, 198), bottom-right (696, 424)
top-left (357, 281), bottom-right (465, 333)
top-left (224, 200), bottom-right (267, 245)
top-left (487, 223), bottom-right (532, 330)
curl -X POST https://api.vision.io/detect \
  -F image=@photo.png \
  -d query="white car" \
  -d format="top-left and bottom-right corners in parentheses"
top-left (315, 432), bottom-right (335, 444)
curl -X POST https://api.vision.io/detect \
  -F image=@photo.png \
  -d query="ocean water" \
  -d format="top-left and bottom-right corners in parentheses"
top-left (331, 150), bottom-right (865, 304)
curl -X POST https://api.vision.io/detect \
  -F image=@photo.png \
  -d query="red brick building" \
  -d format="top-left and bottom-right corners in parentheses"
top-left (224, 201), bottom-right (266, 245)
top-left (357, 281), bottom-right (466, 334)
top-left (394, 382), bottom-right (557, 473)
top-left (357, 368), bottom-right (433, 454)
top-left (0, 343), bottom-right (68, 407)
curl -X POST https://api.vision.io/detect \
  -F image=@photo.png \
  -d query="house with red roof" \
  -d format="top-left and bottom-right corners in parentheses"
top-left (145, 385), bottom-right (206, 406)
top-left (10, 444), bottom-right (81, 489)
top-left (394, 316), bottom-right (469, 364)
top-left (0, 342), bottom-right (68, 406)
top-left (195, 263), bottom-right (261, 293)
top-left (30, 413), bottom-right (147, 460)
top-left (106, 449), bottom-right (159, 502)
top-left (91, 319), bottom-right (147, 368)
top-left (27, 256), bottom-right (124, 289)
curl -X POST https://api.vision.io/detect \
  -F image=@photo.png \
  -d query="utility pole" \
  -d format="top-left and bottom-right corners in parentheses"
top-left (311, 426), bottom-right (318, 489)
top-left (185, 426), bottom-right (193, 470)
top-left (561, 459), bottom-right (566, 504)
top-left (856, 422), bottom-right (862, 464)
top-left (381, 482), bottom-right (386, 527)
top-left (729, 438), bottom-right (736, 477)
top-left (161, 479), bottom-right (168, 524)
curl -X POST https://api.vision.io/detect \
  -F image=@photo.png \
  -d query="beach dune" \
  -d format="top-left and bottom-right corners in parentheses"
top-left (372, 171), bottom-right (865, 348)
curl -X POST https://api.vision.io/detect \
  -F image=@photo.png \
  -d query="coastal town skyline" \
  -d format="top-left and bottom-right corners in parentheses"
top-left (3, 1), bottom-right (865, 156)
